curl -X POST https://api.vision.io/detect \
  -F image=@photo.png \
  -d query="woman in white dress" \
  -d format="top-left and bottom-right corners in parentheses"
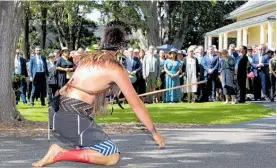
top-left (182, 46), bottom-right (199, 103)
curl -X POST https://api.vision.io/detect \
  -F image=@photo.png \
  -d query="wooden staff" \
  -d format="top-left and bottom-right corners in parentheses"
top-left (111, 80), bottom-right (207, 103)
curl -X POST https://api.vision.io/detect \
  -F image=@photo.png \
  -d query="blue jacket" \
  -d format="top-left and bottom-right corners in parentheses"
top-left (29, 55), bottom-right (49, 78)
top-left (125, 56), bottom-right (142, 72)
top-left (125, 56), bottom-right (142, 78)
top-left (201, 54), bottom-right (219, 78)
top-left (250, 53), bottom-right (270, 76)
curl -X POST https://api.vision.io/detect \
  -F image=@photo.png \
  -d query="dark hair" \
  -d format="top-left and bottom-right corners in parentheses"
top-left (241, 45), bottom-right (247, 52)
top-left (267, 50), bottom-right (274, 55)
top-left (102, 26), bottom-right (126, 46)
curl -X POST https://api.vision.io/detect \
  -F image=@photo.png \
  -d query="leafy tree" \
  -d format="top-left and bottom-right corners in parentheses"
top-left (182, 0), bottom-right (246, 49)
top-left (49, 1), bottom-right (97, 50)
top-left (97, 0), bottom-right (246, 49)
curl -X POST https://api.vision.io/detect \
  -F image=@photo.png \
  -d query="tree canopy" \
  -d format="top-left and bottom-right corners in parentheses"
top-left (96, 0), bottom-right (246, 49)
top-left (19, 0), bottom-right (246, 56)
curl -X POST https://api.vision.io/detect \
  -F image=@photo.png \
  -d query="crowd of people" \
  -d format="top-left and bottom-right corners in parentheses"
top-left (120, 43), bottom-right (276, 104)
top-left (13, 46), bottom-right (85, 106)
top-left (12, 42), bottom-right (276, 106)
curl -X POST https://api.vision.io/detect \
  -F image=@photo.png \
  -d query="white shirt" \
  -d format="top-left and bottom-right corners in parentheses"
top-left (14, 56), bottom-right (20, 74)
top-left (258, 54), bottom-right (263, 64)
top-left (209, 54), bottom-right (213, 63)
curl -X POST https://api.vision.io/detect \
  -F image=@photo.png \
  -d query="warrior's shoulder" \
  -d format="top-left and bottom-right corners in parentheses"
top-left (79, 50), bottom-right (124, 68)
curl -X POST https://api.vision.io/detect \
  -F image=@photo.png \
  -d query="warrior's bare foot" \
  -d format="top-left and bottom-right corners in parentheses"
top-left (32, 144), bottom-right (65, 167)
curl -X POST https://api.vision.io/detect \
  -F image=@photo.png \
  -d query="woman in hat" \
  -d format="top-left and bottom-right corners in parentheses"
top-left (32, 26), bottom-right (165, 167)
top-left (156, 50), bottom-right (166, 103)
top-left (55, 47), bottom-right (74, 88)
top-left (182, 46), bottom-right (199, 103)
top-left (220, 49), bottom-right (236, 104)
top-left (164, 49), bottom-right (182, 103)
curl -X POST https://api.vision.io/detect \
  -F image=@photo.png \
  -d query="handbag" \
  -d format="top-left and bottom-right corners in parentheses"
top-left (66, 71), bottom-right (73, 79)
top-left (156, 77), bottom-right (162, 88)
top-left (129, 74), bottom-right (137, 83)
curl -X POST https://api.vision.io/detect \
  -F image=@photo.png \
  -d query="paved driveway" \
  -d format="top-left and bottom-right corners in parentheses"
top-left (0, 102), bottom-right (275, 168)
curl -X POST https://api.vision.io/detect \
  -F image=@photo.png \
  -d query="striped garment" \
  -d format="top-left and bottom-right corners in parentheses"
top-left (53, 96), bottom-right (120, 156)
top-left (82, 140), bottom-right (119, 156)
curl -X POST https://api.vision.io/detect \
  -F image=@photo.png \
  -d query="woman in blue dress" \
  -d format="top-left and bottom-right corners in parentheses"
top-left (164, 49), bottom-right (182, 103)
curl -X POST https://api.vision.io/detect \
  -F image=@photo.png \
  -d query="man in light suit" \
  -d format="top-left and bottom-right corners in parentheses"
top-left (125, 48), bottom-right (142, 93)
top-left (143, 46), bottom-right (160, 103)
top-left (201, 46), bottom-right (219, 101)
top-left (13, 49), bottom-right (28, 105)
top-left (29, 46), bottom-right (49, 106)
top-left (251, 44), bottom-right (270, 100)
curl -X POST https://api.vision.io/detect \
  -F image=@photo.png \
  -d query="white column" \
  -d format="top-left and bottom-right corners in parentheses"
top-left (268, 21), bottom-right (273, 49)
top-left (260, 23), bottom-right (265, 44)
top-left (223, 32), bottom-right (228, 49)
top-left (242, 27), bottom-right (248, 46)
top-left (208, 36), bottom-right (212, 47)
top-left (204, 36), bottom-right (208, 51)
top-left (218, 33), bottom-right (223, 50)
top-left (237, 29), bottom-right (242, 47)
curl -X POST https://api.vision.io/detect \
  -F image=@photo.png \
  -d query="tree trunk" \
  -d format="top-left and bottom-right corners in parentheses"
top-left (75, 17), bottom-right (84, 50)
top-left (40, 5), bottom-right (47, 50)
top-left (54, 11), bottom-right (67, 48)
top-left (23, 4), bottom-right (29, 60)
top-left (0, 1), bottom-right (24, 122)
top-left (172, 15), bottom-right (189, 49)
top-left (145, 1), bottom-right (160, 47)
top-left (172, 3), bottom-right (189, 49)
top-left (160, 1), bottom-right (170, 45)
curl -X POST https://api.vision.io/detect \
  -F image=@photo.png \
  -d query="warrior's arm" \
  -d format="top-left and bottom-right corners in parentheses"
top-left (110, 66), bottom-right (157, 134)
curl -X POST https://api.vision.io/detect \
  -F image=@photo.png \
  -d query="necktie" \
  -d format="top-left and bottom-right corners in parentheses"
top-left (37, 56), bottom-right (42, 71)
top-left (130, 57), bottom-right (134, 70)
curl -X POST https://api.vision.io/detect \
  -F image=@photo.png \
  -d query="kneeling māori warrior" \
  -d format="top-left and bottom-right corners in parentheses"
top-left (32, 26), bottom-right (165, 167)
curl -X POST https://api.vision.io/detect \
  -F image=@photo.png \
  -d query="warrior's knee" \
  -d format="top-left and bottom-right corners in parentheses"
top-left (50, 144), bottom-right (60, 149)
top-left (106, 153), bottom-right (120, 166)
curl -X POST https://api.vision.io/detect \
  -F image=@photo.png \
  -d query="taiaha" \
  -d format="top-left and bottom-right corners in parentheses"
top-left (110, 80), bottom-right (207, 103)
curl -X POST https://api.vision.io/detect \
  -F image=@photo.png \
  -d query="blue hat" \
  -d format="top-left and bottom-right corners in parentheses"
top-left (177, 50), bottom-right (183, 54)
top-left (169, 48), bottom-right (178, 54)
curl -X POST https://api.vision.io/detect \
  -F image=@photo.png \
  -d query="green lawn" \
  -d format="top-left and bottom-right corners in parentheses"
top-left (17, 102), bottom-right (275, 124)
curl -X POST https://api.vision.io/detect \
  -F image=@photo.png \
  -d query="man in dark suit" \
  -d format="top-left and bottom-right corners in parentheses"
top-left (236, 46), bottom-right (249, 103)
top-left (13, 49), bottom-right (28, 104)
top-left (202, 46), bottom-right (219, 101)
top-left (195, 45), bottom-right (207, 102)
top-left (29, 47), bottom-right (49, 106)
top-left (251, 44), bottom-right (270, 100)
top-left (124, 48), bottom-right (142, 93)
